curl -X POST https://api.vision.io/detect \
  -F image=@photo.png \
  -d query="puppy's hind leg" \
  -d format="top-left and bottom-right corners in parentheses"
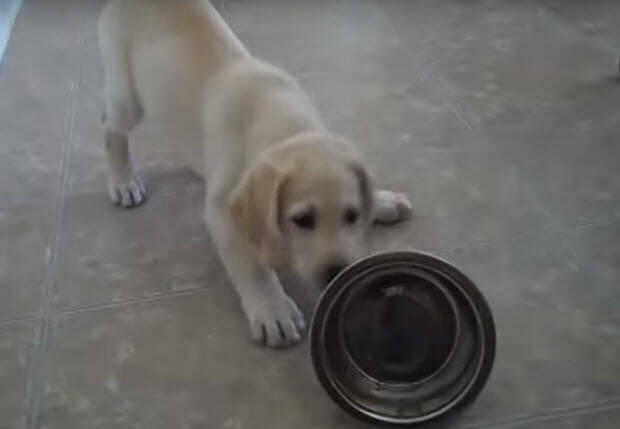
top-left (373, 190), bottom-right (413, 225)
top-left (103, 126), bottom-right (146, 208)
top-left (99, 31), bottom-right (145, 207)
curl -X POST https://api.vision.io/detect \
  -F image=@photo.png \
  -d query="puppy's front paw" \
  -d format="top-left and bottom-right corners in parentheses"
top-left (373, 190), bottom-right (413, 225)
top-left (108, 174), bottom-right (146, 208)
top-left (244, 292), bottom-right (306, 348)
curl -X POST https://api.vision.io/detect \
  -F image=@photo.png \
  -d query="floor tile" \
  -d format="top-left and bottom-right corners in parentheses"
top-left (434, 235), bottom-right (620, 424)
top-left (480, 121), bottom-right (620, 228)
top-left (493, 406), bottom-right (620, 429)
top-left (52, 165), bottom-right (227, 311)
top-left (377, 0), bottom-right (619, 128)
top-left (223, 1), bottom-right (556, 252)
top-left (0, 0), bottom-right (87, 320)
top-left (0, 320), bottom-right (37, 429)
top-left (3, 0), bottom-right (620, 427)
top-left (366, 139), bottom-right (554, 252)
top-left (222, 0), bottom-right (408, 79)
top-left (0, 206), bottom-right (51, 320)
top-left (538, 0), bottom-right (620, 49)
top-left (41, 289), bottom-right (366, 429)
top-left (565, 222), bottom-right (620, 298)
top-left (222, 0), bottom-right (472, 152)
top-left (0, 0), bottom-right (81, 209)
top-left (50, 16), bottom-right (227, 311)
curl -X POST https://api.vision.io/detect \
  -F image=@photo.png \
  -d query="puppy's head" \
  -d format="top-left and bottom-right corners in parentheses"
top-left (230, 132), bottom-right (374, 288)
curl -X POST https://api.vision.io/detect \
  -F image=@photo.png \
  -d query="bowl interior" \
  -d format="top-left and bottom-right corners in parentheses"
top-left (341, 271), bottom-right (458, 384)
top-left (310, 251), bottom-right (496, 426)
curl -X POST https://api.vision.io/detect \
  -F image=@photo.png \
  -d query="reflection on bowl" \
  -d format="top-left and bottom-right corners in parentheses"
top-left (310, 251), bottom-right (496, 426)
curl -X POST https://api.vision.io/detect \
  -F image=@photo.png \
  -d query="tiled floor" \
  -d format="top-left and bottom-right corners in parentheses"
top-left (1, 0), bottom-right (619, 428)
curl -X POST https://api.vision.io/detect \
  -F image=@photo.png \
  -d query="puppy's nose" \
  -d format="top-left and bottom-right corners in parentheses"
top-left (323, 263), bottom-right (347, 286)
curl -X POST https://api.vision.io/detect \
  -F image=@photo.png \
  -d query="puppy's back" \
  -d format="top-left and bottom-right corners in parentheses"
top-left (99, 0), bottom-right (247, 63)
top-left (98, 0), bottom-right (249, 130)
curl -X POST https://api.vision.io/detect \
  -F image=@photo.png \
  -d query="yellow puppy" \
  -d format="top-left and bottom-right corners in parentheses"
top-left (98, 0), bottom-right (412, 347)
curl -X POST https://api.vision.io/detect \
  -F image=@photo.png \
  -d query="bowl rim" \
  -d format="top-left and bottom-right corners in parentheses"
top-left (309, 250), bottom-right (497, 426)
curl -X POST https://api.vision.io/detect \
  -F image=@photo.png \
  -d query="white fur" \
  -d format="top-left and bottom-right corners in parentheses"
top-left (98, 0), bottom-right (412, 347)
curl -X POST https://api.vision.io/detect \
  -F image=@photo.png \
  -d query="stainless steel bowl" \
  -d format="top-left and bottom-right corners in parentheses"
top-left (310, 251), bottom-right (496, 426)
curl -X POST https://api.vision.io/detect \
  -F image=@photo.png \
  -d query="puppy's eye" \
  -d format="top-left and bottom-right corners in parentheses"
top-left (344, 208), bottom-right (359, 225)
top-left (292, 213), bottom-right (316, 230)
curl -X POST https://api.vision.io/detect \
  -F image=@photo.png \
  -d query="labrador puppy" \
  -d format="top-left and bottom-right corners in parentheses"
top-left (98, 0), bottom-right (412, 347)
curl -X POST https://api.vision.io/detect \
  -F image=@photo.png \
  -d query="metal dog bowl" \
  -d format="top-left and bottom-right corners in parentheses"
top-left (310, 251), bottom-right (496, 426)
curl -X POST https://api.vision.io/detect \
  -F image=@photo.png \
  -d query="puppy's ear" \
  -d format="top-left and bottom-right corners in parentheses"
top-left (350, 161), bottom-right (375, 225)
top-left (230, 161), bottom-right (288, 266)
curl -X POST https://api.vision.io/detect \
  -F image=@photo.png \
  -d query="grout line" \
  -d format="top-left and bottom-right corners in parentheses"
top-left (423, 215), bottom-right (619, 267)
top-left (0, 314), bottom-right (38, 328)
top-left (375, 194), bottom-right (619, 259)
top-left (556, 216), bottom-right (620, 234)
top-left (463, 397), bottom-right (620, 428)
top-left (24, 27), bottom-right (87, 429)
top-left (413, 224), bottom-right (561, 255)
top-left (51, 285), bottom-right (225, 318)
top-left (21, 213), bottom-right (615, 323)
top-left (553, 215), bottom-right (620, 271)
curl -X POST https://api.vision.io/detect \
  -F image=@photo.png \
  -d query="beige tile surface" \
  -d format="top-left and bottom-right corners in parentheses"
top-left (1, 0), bottom-right (620, 428)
